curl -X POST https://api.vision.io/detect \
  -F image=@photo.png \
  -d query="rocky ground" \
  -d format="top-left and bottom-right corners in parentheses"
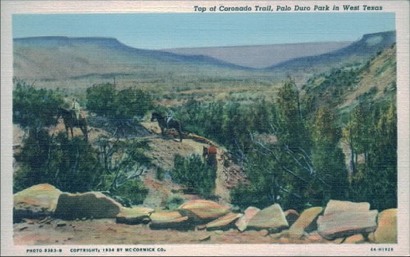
top-left (14, 218), bottom-right (301, 245)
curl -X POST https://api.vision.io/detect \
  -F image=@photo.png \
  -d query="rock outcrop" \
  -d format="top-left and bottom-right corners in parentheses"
top-left (54, 192), bottom-right (122, 220)
top-left (246, 204), bottom-right (289, 232)
top-left (13, 184), bottom-right (62, 222)
top-left (317, 200), bottom-right (378, 240)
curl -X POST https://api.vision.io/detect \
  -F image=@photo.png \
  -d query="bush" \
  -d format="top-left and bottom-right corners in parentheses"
top-left (165, 194), bottom-right (185, 210)
top-left (171, 154), bottom-right (216, 198)
top-left (112, 179), bottom-right (148, 206)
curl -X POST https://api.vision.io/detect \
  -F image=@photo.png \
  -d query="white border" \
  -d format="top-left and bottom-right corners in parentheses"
top-left (1, 1), bottom-right (409, 256)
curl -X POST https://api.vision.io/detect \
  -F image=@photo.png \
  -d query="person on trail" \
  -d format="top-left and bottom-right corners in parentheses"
top-left (205, 144), bottom-right (218, 168)
top-left (71, 97), bottom-right (81, 120)
top-left (166, 110), bottom-right (174, 128)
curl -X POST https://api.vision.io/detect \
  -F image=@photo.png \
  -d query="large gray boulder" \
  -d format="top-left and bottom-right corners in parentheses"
top-left (246, 204), bottom-right (289, 232)
top-left (317, 200), bottom-right (378, 240)
top-left (54, 192), bottom-right (122, 220)
top-left (14, 184), bottom-right (62, 222)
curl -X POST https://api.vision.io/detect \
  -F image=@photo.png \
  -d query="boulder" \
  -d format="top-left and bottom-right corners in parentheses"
top-left (284, 209), bottom-right (299, 227)
top-left (149, 211), bottom-right (190, 230)
top-left (246, 204), bottom-right (289, 232)
top-left (317, 200), bottom-right (378, 240)
top-left (54, 192), bottom-right (122, 220)
top-left (14, 184), bottom-right (62, 222)
top-left (343, 234), bottom-right (365, 244)
top-left (235, 206), bottom-right (260, 232)
top-left (305, 231), bottom-right (324, 242)
top-left (205, 212), bottom-right (242, 231)
top-left (372, 208), bottom-right (397, 243)
top-left (116, 206), bottom-right (154, 225)
top-left (287, 207), bottom-right (323, 239)
top-left (178, 200), bottom-right (230, 221)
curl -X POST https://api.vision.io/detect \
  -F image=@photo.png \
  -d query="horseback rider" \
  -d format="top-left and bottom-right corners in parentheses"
top-left (204, 144), bottom-right (218, 168)
top-left (166, 110), bottom-right (174, 129)
top-left (71, 97), bottom-right (81, 120)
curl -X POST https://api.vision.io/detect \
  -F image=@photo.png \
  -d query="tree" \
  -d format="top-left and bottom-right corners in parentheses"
top-left (13, 79), bottom-right (63, 132)
top-left (310, 107), bottom-right (349, 204)
top-left (14, 131), bottom-right (104, 193)
top-left (349, 102), bottom-right (397, 210)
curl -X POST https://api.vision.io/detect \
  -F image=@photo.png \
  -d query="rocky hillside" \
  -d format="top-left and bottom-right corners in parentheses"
top-left (13, 184), bottom-right (397, 245)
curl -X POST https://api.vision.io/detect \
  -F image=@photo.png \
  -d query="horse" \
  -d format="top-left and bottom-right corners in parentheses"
top-left (57, 107), bottom-right (88, 142)
top-left (150, 112), bottom-right (183, 142)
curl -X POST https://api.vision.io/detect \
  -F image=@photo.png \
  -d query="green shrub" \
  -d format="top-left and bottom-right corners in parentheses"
top-left (171, 154), bottom-right (216, 198)
top-left (86, 83), bottom-right (153, 119)
top-left (112, 179), bottom-right (149, 206)
top-left (165, 194), bottom-right (185, 210)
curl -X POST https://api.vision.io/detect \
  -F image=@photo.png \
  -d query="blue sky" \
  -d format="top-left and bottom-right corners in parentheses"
top-left (13, 13), bottom-right (395, 49)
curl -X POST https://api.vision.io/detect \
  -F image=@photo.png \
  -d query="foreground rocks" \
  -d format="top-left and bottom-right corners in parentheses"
top-left (54, 192), bottom-right (123, 220)
top-left (369, 208), bottom-right (397, 243)
top-left (14, 184), bottom-right (62, 222)
top-left (317, 200), bottom-right (378, 240)
top-left (13, 184), bottom-right (397, 244)
top-left (246, 204), bottom-right (288, 232)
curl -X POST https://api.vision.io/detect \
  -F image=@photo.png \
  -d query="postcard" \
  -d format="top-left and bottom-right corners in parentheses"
top-left (1, 0), bottom-right (409, 256)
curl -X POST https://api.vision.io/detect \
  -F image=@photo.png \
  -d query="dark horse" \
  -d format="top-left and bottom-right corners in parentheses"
top-left (57, 107), bottom-right (88, 142)
top-left (151, 112), bottom-right (183, 142)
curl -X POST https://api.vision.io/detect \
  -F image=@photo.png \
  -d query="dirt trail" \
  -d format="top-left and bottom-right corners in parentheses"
top-left (140, 121), bottom-right (232, 206)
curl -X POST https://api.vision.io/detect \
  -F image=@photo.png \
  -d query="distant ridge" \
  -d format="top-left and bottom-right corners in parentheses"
top-left (13, 31), bottom-right (396, 83)
top-left (267, 31), bottom-right (396, 72)
top-left (14, 36), bottom-right (252, 70)
top-left (162, 41), bottom-right (353, 69)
